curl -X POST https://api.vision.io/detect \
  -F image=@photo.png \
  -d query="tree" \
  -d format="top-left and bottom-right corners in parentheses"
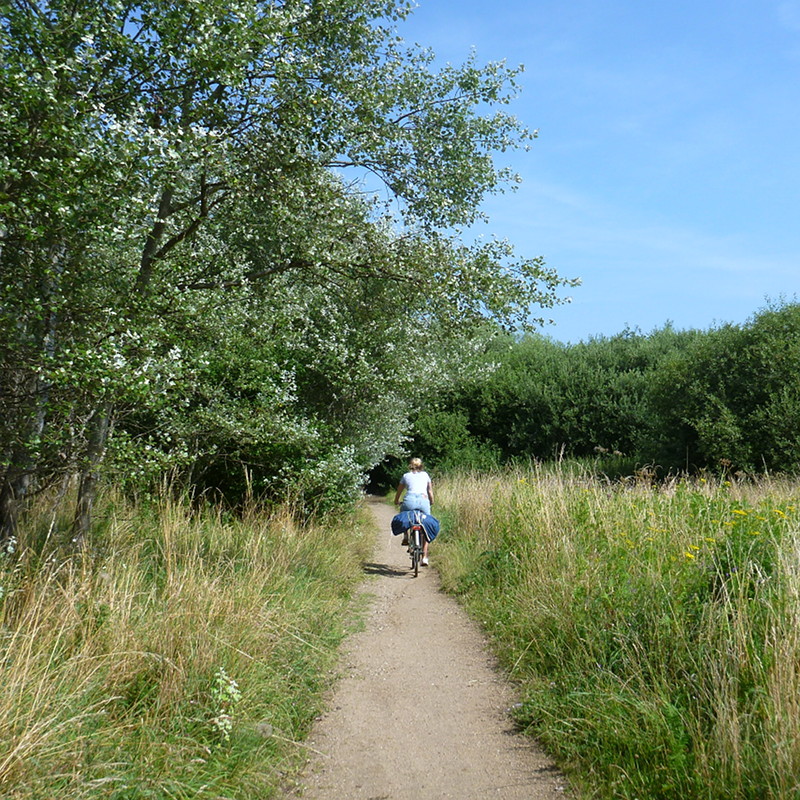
top-left (1, 0), bottom-right (571, 536)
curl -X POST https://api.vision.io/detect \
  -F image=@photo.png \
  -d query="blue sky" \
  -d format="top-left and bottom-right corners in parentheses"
top-left (396, 0), bottom-right (800, 343)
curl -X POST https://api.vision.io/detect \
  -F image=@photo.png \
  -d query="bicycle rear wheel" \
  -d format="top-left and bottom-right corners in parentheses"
top-left (410, 526), bottom-right (421, 577)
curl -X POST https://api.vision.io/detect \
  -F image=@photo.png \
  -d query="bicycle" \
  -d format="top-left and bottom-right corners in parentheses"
top-left (405, 512), bottom-right (427, 577)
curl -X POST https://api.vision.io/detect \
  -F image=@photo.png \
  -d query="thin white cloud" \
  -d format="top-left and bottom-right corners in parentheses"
top-left (486, 176), bottom-right (799, 287)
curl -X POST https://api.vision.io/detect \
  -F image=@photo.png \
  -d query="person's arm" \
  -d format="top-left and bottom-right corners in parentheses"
top-left (427, 480), bottom-right (434, 507)
top-left (394, 482), bottom-right (404, 505)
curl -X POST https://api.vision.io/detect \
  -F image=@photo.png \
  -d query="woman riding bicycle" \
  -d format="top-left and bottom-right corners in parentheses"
top-left (394, 457), bottom-right (434, 565)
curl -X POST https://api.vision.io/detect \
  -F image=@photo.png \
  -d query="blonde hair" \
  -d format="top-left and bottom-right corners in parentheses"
top-left (408, 457), bottom-right (424, 471)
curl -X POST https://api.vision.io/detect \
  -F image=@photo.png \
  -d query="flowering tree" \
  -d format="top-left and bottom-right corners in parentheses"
top-left (0, 0), bottom-right (572, 537)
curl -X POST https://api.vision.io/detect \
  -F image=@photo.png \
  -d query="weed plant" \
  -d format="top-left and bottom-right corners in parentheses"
top-left (435, 465), bottom-right (800, 799)
top-left (0, 488), bottom-right (371, 799)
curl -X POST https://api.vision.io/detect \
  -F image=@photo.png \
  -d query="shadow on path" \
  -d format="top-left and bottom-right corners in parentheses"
top-left (361, 560), bottom-right (408, 578)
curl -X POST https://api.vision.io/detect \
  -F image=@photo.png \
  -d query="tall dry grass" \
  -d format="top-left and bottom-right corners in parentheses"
top-left (0, 488), bottom-right (371, 799)
top-left (435, 464), bottom-right (800, 799)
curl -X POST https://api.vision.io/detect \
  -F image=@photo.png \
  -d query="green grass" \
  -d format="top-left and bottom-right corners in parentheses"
top-left (0, 489), bottom-right (372, 799)
top-left (434, 466), bottom-right (800, 799)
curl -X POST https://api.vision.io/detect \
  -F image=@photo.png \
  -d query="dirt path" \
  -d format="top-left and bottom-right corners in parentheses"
top-left (287, 497), bottom-right (568, 799)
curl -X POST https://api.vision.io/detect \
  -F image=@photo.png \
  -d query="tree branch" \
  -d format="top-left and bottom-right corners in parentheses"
top-left (135, 186), bottom-right (174, 294)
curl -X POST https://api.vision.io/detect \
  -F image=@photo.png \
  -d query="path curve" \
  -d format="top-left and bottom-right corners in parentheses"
top-left (288, 497), bottom-right (568, 799)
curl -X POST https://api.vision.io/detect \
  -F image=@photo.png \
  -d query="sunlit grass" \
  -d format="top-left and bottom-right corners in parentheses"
top-left (0, 488), bottom-right (371, 799)
top-left (436, 465), bottom-right (800, 799)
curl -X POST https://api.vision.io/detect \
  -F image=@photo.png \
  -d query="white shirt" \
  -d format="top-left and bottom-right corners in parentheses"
top-left (402, 471), bottom-right (431, 495)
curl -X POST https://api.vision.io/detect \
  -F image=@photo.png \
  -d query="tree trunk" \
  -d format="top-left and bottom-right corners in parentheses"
top-left (0, 244), bottom-right (63, 541)
top-left (0, 468), bottom-right (30, 543)
top-left (0, 371), bottom-right (47, 542)
top-left (71, 401), bottom-right (113, 546)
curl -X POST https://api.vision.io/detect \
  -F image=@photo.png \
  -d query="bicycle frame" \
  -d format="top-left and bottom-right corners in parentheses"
top-left (408, 522), bottom-right (425, 577)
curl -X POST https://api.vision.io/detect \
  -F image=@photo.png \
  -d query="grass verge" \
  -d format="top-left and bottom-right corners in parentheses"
top-left (434, 465), bottom-right (800, 799)
top-left (0, 488), bottom-right (372, 799)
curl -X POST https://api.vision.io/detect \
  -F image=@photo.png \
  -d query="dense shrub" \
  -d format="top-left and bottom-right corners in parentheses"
top-left (647, 302), bottom-right (800, 473)
top-left (408, 302), bottom-right (800, 477)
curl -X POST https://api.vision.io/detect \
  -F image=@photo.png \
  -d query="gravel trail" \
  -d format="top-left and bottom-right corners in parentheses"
top-left (288, 496), bottom-right (568, 800)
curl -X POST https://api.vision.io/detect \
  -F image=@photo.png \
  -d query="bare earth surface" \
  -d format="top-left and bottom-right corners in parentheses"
top-left (287, 497), bottom-right (569, 800)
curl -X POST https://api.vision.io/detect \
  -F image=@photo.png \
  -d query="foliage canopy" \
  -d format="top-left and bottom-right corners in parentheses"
top-left (0, 0), bottom-right (572, 533)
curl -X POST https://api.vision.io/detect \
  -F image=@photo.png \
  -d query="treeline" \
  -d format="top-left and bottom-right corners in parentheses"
top-left (408, 301), bottom-right (800, 476)
top-left (0, 0), bottom-right (572, 539)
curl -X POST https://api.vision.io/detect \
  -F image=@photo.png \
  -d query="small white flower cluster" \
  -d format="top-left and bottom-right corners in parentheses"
top-left (209, 667), bottom-right (242, 743)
